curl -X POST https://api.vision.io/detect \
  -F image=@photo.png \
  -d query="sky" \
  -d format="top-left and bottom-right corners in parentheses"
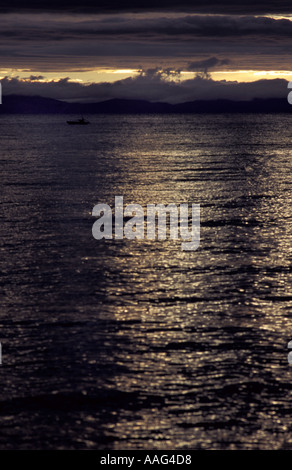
top-left (1, 1), bottom-right (292, 103)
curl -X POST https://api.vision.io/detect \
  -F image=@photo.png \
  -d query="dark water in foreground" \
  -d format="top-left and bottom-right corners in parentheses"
top-left (1, 114), bottom-right (292, 450)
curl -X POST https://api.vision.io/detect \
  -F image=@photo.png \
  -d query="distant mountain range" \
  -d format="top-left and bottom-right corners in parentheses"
top-left (0, 94), bottom-right (291, 114)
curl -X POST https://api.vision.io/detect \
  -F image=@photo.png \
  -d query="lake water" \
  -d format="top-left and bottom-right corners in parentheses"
top-left (1, 113), bottom-right (292, 449)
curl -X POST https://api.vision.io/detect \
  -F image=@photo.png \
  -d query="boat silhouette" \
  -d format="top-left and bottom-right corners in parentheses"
top-left (67, 117), bottom-right (90, 125)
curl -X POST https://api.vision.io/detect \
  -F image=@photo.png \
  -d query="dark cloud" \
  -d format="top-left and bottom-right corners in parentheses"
top-left (1, 39), bottom-right (292, 74)
top-left (1, 10), bottom-right (292, 78)
top-left (1, 72), bottom-right (288, 104)
top-left (27, 75), bottom-right (45, 81)
top-left (1, 13), bottom-right (292, 73)
top-left (0, 0), bottom-right (292, 15)
top-left (188, 57), bottom-right (231, 72)
top-left (2, 14), bottom-right (292, 42)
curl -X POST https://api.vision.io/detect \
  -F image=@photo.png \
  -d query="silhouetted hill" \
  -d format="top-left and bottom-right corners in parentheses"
top-left (0, 94), bottom-right (291, 114)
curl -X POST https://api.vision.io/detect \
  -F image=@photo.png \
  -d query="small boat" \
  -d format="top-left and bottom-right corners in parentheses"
top-left (67, 117), bottom-right (90, 125)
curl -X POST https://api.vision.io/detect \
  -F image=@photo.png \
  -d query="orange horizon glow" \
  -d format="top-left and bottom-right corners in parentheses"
top-left (1, 68), bottom-right (292, 85)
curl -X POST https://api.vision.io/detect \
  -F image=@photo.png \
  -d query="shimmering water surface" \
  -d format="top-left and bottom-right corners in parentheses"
top-left (1, 114), bottom-right (292, 449)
